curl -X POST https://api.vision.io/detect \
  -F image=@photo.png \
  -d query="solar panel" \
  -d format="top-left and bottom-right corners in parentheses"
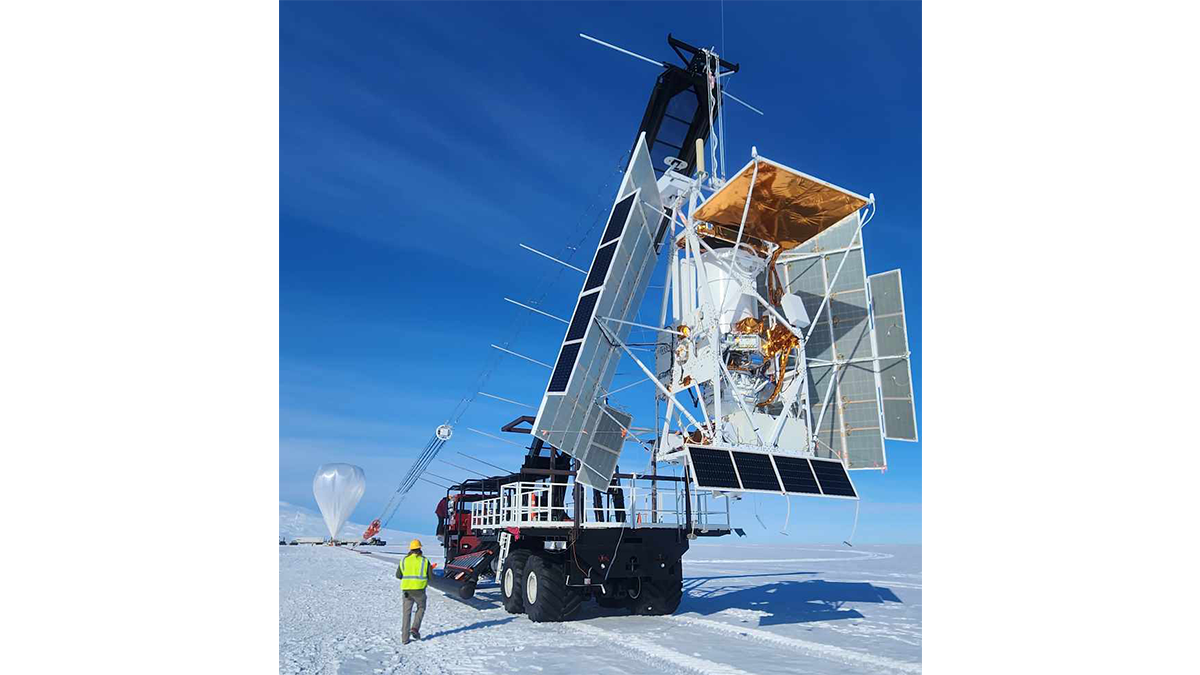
top-left (602, 192), bottom-right (636, 246)
top-left (531, 133), bottom-right (665, 490)
top-left (809, 458), bottom-right (857, 498)
top-left (565, 291), bottom-right (599, 342)
top-left (838, 363), bottom-right (886, 469)
top-left (575, 405), bottom-right (633, 489)
top-left (685, 446), bottom-right (858, 499)
top-left (869, 269), bottom-right (917, 441)
top-left (584, 239), bottom-right (620, 292)
top-left (731, 451), bottom-right (781, 492)
top-left (688, 447), bottom-right (740, 489)
top-left (783, 213), bottom-right (885, 469)
top-left (771, 455), bottom-right (821, 494)
top-left (547, 342), bottom-right (582, 393)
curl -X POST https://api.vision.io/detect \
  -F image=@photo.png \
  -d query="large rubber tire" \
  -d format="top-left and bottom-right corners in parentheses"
top-left (596, 595), bottom-right (627, 609)
top-left (629, 575), bottom-right (684, 616)
top-left (523, 554), bottom-right (583, 623)
top-left (500, 549), bottom-right (532, 614)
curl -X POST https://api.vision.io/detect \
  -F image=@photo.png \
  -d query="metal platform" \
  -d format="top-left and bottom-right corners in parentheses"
top-left (469, 478), bottom-right (730, 532)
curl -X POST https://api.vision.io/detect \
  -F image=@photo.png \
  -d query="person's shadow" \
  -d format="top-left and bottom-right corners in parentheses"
top-left (421, 616), bottom-right (516, 640)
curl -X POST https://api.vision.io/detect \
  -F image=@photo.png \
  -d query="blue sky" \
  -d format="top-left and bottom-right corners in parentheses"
top-left (281, 1), bottom-right (921, 543)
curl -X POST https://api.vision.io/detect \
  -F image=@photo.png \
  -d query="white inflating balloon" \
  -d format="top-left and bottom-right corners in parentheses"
top-left (312, 464), bottom-right (366, 540)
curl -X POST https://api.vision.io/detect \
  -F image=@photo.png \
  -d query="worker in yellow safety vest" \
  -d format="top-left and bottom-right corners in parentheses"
top-left (396, 539), bottom-right (436, 643)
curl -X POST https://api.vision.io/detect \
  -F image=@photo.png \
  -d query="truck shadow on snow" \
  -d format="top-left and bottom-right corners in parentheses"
top-left (679, 577), bottom-right (904, 626)
top-left (450, 577), bottom-right (901, 627)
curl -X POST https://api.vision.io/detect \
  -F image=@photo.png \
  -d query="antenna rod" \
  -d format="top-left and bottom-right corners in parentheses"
top-left (490, 344), bottom-right (552, 369)
top-left (437, 459), bottom-right (488, 478)
top-left (504, 297), bottom-right (568, 324)
top-left (466, 427), bottom-right (529, 448)
top-left (478, 391), bottom-right (536, 408)
top-left (424, 470), bottom-right (458, 485)
top-left (724, 91), bottom-right (764, 116)
top-left (604, 377), bottom-right (650, 397)
top-left (457, 451), bottom-right (514, 474)
top-left (519, 243), bottom-right (587, 274)
top-left (579, 33), bottom-right (666, 68)
top-left (417, 476), bottom-right (450, 489)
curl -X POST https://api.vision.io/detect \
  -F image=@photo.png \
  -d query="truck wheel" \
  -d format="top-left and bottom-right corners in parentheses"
top-left (523, 554), bottom-right (582, 622)
top-left (500, 549), bottom-right (532, 614)
top-left (629, 575), bottom-right (683, 616)
top-left (596, 594), bottom-right (627, 609)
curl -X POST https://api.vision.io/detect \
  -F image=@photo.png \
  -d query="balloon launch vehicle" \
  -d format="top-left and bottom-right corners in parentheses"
top-left (367, 34), bottom-right (917, 621)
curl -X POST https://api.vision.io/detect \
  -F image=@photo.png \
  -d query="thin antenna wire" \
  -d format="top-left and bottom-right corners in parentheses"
top-left (504, 297), bottom-right (568, 324)
top-left (724, 91), bottom-right (764, 116)
top-left (437, 459), bottom-right (488, 478)
top-left (457, 451), bottom-right (513, 474)
top-left (373, 150), bottom-right (624, 533)
top-left (466, 427), bottom-right (529, 448)
top-left (477, 391), bottom-right (535, 409)
top-left (718, 0), bottom-right (728, 182)
top-left (489, 344), bottom-right (552, 369)
top-left (519, 243), bottom-right (587, 274)
top-left (579, 33), bottom-right (665, 68)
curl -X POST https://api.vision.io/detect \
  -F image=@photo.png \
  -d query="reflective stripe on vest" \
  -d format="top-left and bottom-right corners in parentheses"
top-left (400, 554), bottom-right (429, 591)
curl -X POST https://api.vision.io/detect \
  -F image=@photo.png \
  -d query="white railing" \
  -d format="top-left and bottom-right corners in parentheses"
top-left (470, 481), bottom-right (557, 528)
top-left (469, 476), bottom-right (731, 532)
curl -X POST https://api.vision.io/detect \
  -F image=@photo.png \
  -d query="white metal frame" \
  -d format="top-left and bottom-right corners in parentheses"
top-left (468, 477), bottom-right (731, 532)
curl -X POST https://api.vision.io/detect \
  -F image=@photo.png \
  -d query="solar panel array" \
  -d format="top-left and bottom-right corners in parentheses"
top-left (575, 405), bottom-right (634, 490)
top-left (686, 446), bottom-right (858, 499)
top-left (868, 269), bottom-right (918, 441)
top-left (783, 212), bottom-right (886, 470)
top-left (531, 134), bottom-right (665, 491)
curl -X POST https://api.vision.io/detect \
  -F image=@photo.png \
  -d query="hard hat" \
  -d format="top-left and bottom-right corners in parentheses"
top-left (409, 539), bottom-right (422, 551)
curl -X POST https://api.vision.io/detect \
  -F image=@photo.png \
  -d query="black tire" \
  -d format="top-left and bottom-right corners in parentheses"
top-left (596, 594), bottom-right (627, 609)
top-left (500, 549), bottom-right (532, 614)
top-left (629, 575), bottom-right (684, 616)
top-left (458, 579), bottom-right (477, 600)
top-left (523, 554), bottom-right (583, 623)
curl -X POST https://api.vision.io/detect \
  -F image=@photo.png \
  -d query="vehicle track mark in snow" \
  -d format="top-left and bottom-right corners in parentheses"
top-left (667, 615), bottom-right (921, 674)
top-left (686, 554), bottom-right (892, 564)
top-left (569, 622), bottom-right (759, 675)
top-left (828, 579), bottom-right (923, 590)
top-left (313, 545), bottom-right (921, 674)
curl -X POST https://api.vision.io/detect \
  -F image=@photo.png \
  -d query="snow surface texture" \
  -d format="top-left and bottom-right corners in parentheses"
top-left (279, 503), bottom-right (921, 675)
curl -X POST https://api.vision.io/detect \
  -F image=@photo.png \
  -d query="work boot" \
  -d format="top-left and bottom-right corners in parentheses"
top-left (410, 628), bottom-right (420, 641)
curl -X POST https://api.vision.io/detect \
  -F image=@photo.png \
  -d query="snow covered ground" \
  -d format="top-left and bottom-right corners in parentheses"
top-left (280, 503), bottom-right (921, 675)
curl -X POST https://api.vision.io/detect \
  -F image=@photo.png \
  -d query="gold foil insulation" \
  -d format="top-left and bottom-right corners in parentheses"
top-left (730, 317), bottom-right (799, 408)
top-left (693, 159), bottom-right (868, 251)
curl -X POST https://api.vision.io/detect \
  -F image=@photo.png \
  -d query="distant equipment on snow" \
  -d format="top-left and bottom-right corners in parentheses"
top-left (312, 463), bottom-right (366, 541)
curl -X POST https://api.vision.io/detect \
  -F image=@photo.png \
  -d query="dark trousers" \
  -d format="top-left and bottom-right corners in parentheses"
top-left (402, 589), bottom-right (427, 642)
top-left (592, 488), bottom-right (606, 522)
top-left (611, 487), bottom-right (626, 523)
